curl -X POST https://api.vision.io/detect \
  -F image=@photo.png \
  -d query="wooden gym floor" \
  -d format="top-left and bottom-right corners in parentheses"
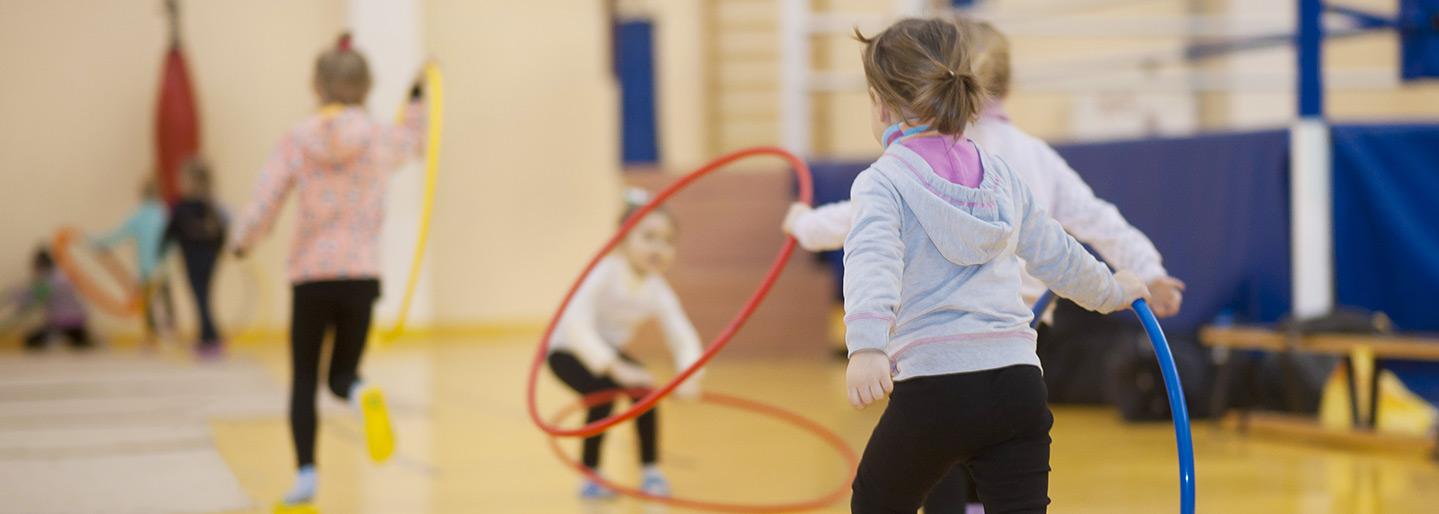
top-left (4, 335), bottom-right (1438, 514)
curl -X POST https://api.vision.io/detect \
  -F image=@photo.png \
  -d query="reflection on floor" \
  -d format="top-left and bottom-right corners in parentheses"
top-left (3, 337), bottom-right (1438, 513)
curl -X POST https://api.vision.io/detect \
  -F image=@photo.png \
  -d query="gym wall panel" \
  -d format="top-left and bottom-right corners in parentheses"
top-left (0, 0), bottom-right (344, 335)
top-left (425, 0), bottom-right (622, 325)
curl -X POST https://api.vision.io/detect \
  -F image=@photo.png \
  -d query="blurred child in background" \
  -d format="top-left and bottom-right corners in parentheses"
top-left (93, 179), bottom-right (171, 344)
top-left (165, 157), bottom-right (228, 358)
top-left (230, 33), bottom-right (425, 509)
top-left (547, 188), bottom-right (704, 500)
top-left (3, 247), bottom-right (91, 350)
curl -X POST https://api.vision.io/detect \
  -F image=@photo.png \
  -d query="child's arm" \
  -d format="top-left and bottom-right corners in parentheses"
top-left (558, 260), bottom-right (655, 389)
top-left (230, 138), bottom-right (300, 255)
top-left (92, 209), bottom-right (143, 249)
top-left (376, 100), bottom-right (427, 173)
top-left (784, 201), bottom-right (854, 252)
top-left (841, 171), bottom-right (902, 408)
top-left (652, 278), bottom-right (704, 397)
top-left (1037, 144), bottom-right (1184, 316)
top-left (1011, 170), bottom-right (1142, 314)
top-left (1038, 145), bottom-right (1167, 282)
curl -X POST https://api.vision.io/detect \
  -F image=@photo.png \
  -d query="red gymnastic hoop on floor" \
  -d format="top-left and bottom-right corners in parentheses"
top-left (525, 146), bottom-right (812, 439)
top-left (51, 227), bottom-right (142, 317)
top-left (546, 389), bottom-right (858, 513)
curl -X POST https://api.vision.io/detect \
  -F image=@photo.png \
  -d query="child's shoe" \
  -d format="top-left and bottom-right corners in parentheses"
top-left (640, 466), bottom-right (671, 497)
top-left (355, 384), bottom-right (395, 463)
top-left (579, 478), bottom-right (615, 500)
top-left (273, 466), bottom-right (318, 513)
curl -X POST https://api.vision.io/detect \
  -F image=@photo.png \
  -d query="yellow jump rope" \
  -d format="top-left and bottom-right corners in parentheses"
top-left (376, 62), bottom-right (443, 346)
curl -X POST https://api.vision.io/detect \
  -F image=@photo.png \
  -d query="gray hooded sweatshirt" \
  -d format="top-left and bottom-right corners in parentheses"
top-left (843, 142), bottom-right (1129, 381)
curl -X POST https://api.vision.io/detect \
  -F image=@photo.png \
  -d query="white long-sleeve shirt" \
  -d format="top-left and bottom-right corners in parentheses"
top-left (793, 115), bottom-right (1168, 302)
top-left (549, 255), bottom-right (705, 378)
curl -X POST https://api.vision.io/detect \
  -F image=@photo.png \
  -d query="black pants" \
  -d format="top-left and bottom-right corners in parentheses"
top-left (24, 326), bottom-right (91, 350)
top-left (289, 279), bottom-right (379, 469)
top-left (922, 467), bottom-right (979, 513)
top-left (852, 365), bottom-right (1053, 514)
top-left (178, 242), bottom-right (222, 344)
top-left (548, 350), bottom-right (658, 469)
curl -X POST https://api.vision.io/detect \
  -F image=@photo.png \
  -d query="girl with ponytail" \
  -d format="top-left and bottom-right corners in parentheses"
top-left (834, 17), bottom-right (1150, 513)
top-left (230, 33), bottom-right (427, 511)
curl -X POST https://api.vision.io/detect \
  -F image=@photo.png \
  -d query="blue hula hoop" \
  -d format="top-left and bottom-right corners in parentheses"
top-left (1131, 298), bottom-right (1196, 514)
top-left (1031, 293), bottom-right (1194, 513)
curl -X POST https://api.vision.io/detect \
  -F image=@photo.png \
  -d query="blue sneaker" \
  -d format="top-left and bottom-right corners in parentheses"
top-left (640, 472), bottom-right (671, 497)
top-left (579, 479), bottom-right (614, 500)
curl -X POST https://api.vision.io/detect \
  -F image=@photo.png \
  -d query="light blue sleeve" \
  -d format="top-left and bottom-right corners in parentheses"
top-left (92, 209), bottom-right (142, 248)
top-left (842, 171), bottom-right (904, 356)
top-left (1011, 167), bottom-right (1128, 313)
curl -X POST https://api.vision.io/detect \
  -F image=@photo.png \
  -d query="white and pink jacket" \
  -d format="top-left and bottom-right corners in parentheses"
top-left (232, 104), bottom-right (425, 284)
top-left (792, 107), bottom-right (1167, 303)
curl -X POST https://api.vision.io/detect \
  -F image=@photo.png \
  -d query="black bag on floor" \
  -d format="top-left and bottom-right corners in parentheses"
top-left (1237, 307), bottom-right (1392, 414)
top-left (1037, 299), bottom-right (1215, 421)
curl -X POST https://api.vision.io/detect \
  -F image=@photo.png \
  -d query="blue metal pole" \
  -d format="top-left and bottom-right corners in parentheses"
top-left (1298, 0), bottom-right (1325, 117)
top-left (1132, 299), bottom-right (1196, 514)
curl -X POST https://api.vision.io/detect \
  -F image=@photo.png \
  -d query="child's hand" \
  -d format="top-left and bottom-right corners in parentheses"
top-left (1114, 270), bottom-right (1152, 306)
top-left (846, 350), bottom-right (894, 409)
top-left (1146, 276), bottom-right (1186, 318)
top-left (782, 203), bottom-right (812, 236)
top-left (609, 360), bottom-right (655, 389)
top-left (674, 378), bottom-right (702, 401)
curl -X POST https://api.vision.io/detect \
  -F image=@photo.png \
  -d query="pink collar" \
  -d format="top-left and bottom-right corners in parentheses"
top-left (980, 102), bottom-right (1009, 122)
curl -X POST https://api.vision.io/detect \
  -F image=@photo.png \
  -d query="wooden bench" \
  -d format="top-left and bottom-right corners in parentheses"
top-left (1199, 326), bottom-right (1439, 457)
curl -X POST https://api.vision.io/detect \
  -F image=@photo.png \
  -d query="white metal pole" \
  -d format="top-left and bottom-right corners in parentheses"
top-left (1291, 0), bottom-right (1332, 318)
top-left (348, 0), bottom-right (433, 329)
top-left (779, 0), bottom-right (811, 157)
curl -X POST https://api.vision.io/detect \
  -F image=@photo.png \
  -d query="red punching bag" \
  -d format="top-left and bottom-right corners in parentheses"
top-left (155, 0), bottom-right (199, 206)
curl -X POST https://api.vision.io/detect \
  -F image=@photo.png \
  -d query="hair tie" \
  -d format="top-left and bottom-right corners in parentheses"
top-left (946, 68), bottom-right (956, 79)
top-left (337, 33), bottom-right (353, 52)
top-left (624, 187), bottom-right (652, 207)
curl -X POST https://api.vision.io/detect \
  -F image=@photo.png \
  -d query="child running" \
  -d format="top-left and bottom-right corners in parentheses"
top-left (839, 18), bottom-right (1148, 513)
top-left (229, 33), bottom-right (425, 509)
top-left (547, 188), bottom-right (704, 500)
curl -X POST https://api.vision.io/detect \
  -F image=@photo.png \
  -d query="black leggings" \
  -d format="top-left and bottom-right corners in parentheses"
top-left (24, 326), bottom-right (91, 350)
top-left (852, 365), bottom-right (1053, 514)
top-left (289, 279), bottom-right (380, 469)
top-left (178, 242), bottom-right (222, 344)
top-left (548, 350), bottom-right (658, 469)
top-left (922, 467), bottom-right (979, 513)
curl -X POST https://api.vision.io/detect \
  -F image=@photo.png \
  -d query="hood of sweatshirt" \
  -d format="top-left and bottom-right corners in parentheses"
top-left (300, 107), bottom-right (373, 169)
top-left (877, 143), bottom-right (1016, 266)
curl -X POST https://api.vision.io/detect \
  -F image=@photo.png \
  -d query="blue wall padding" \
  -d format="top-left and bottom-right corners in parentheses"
top-left (1400, 0), bottom-right (1439, 80)
top-left (809, 125), bottom-right (1439, 336)
top-left (1054, 130), bottom-right (1293, 334)
top-left (1332, 124), bottom-right (1439, 332)
top-left (614, 20), bottom-right (658, 164)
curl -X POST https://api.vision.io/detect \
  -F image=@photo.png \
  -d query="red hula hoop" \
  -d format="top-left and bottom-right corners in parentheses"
top-left (546, 389), bottom-right (858, 513)
top-left (526, 146), bottom-right (813, 438)
top-left (51, 227), bottom-right (142, 317)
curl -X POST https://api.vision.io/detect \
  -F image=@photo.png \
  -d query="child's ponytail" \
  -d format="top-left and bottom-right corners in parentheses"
top-left (856, 18), bottom-right (989, 136)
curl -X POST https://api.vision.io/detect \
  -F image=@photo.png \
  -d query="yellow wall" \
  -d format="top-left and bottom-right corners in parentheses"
top-left (425, 0), bottom-right (621, 325)
top-left (1, 0), bottom-right (621, 337)
top-left (0, 0), bottom-right (344, 336)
